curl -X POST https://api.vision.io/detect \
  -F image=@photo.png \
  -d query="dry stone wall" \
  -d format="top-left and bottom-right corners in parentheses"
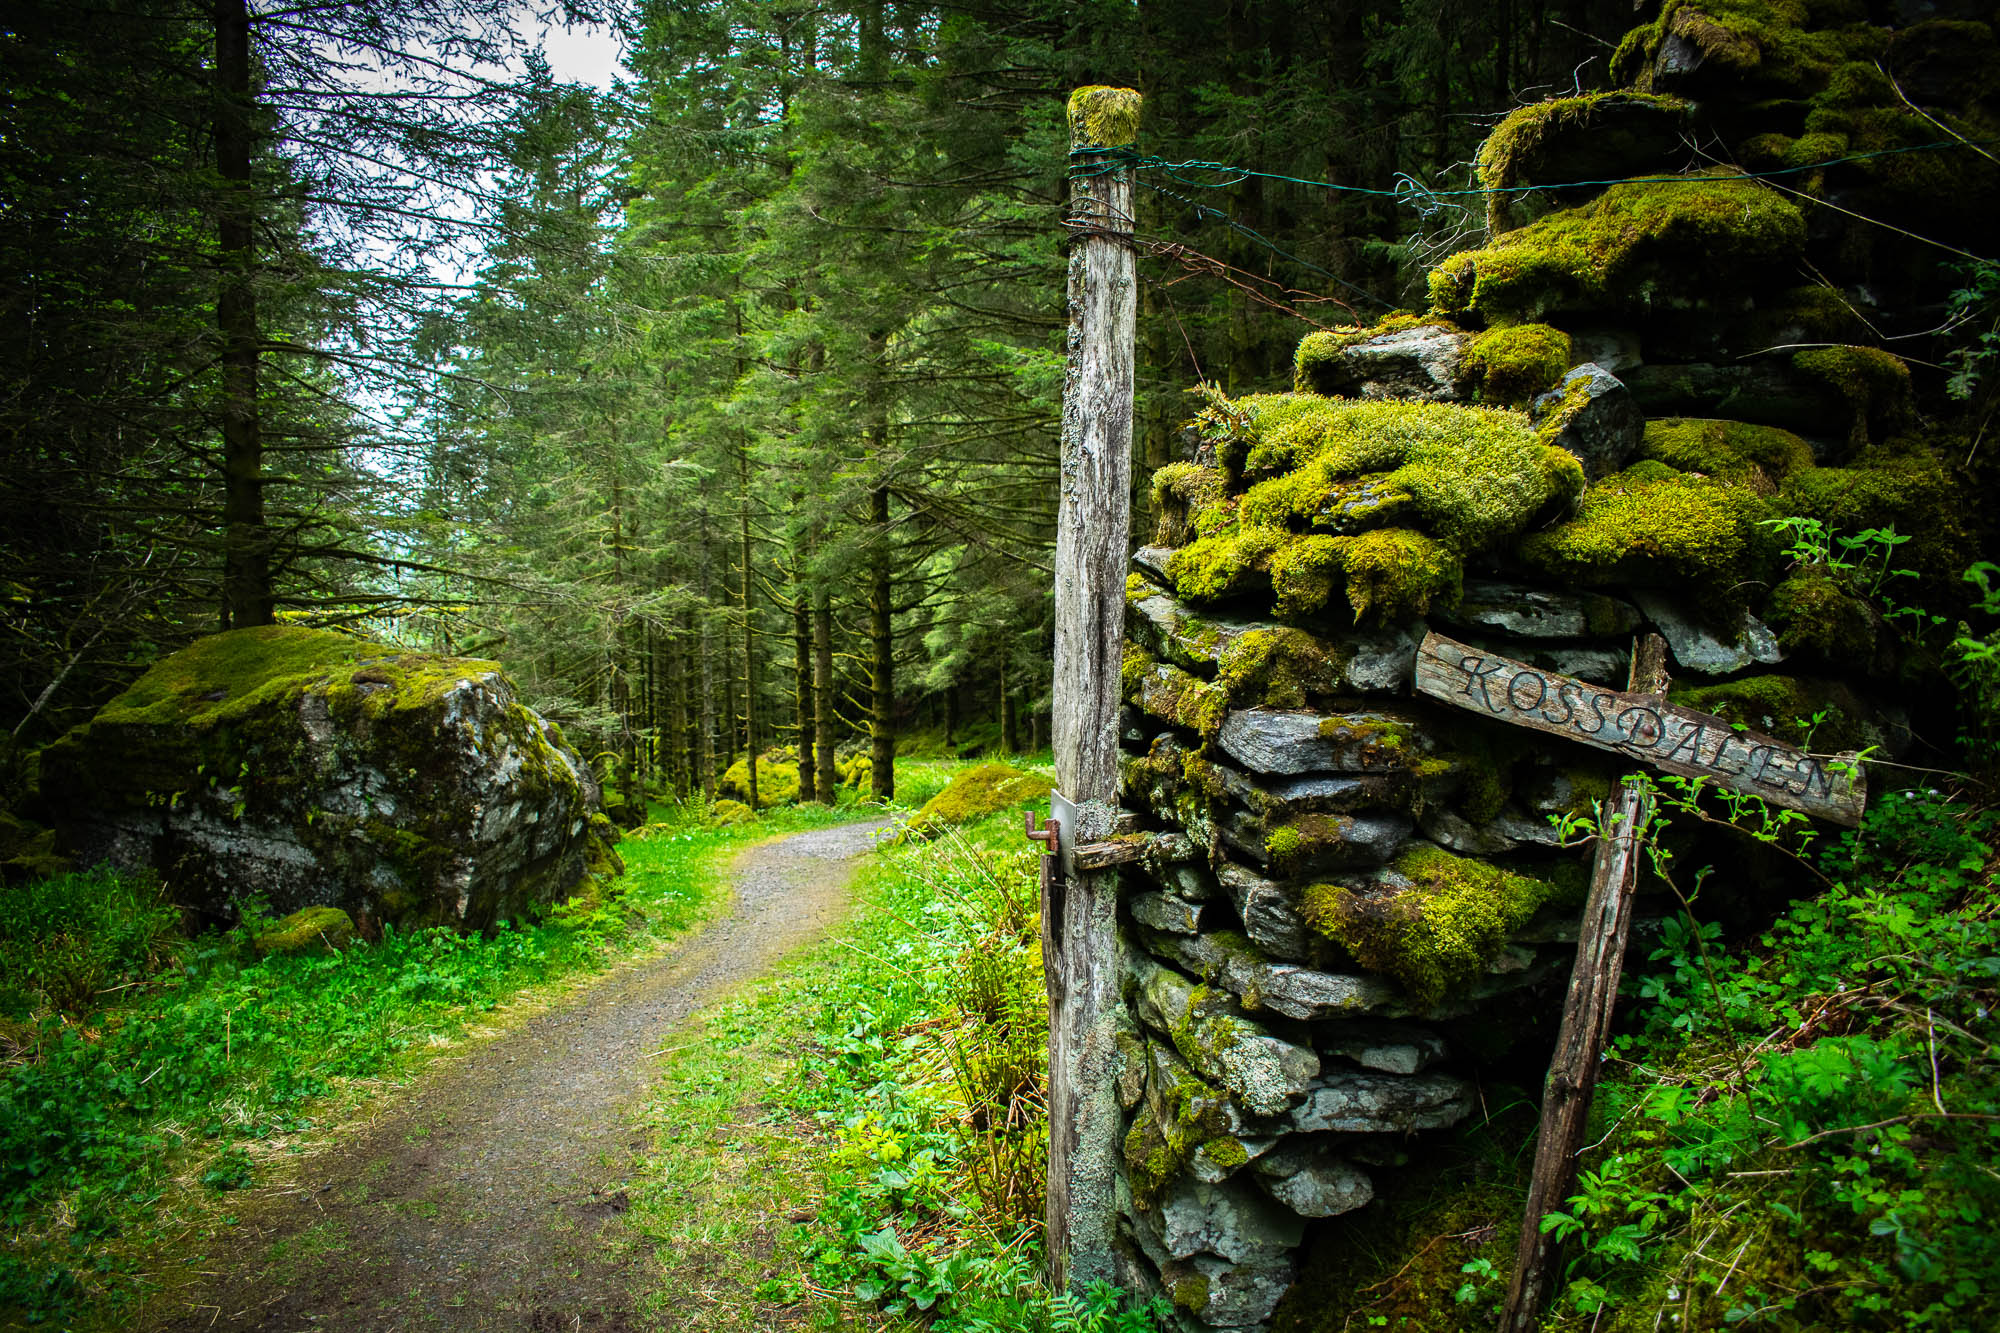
top-left (1102, 5), bottom-right (1996, 1319)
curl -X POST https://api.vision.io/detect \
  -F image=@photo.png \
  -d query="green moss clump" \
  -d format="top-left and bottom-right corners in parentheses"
top-left (1067, 85), bottom-right (1141, 148)
top-left (903, 763), bottom-right (1045, 837)
top-left (1775, 442), bottom-right (1970, 584)
top-left (252, 905), bottom-right (355, 955)
top-left (1637, 417), bottom-right (1815, 492)
top-left (1299, 846), bottom-right (1558, 1005)
top-left (1669, 674), bottom-right (1876, 750)
top-left (1464, 324), bottom-right (1572, 404)
top-left (1214, 627), bottom-right (1342, 710)
top-left (1515, 460), bottom-right (1781, 594)
top-left (1166, 525), bottom-right (1287, 603)
top-left (719, 751), bottom-right (800, 808)
top-left (1151, 461), bottom-right (1228, 547)
top-left (1230, 399), bottom-right (1571, 540)
top-left (707, 798), bottom-right (753, 827)
top-left (88, 626), bottom-right (496, 735)
top-left (1322, 530), bottom-right (1460, 623)
top-left (1764, 572), bottom-right (1886, 666)
top-left (1791, 346), bottom-right (1913, 450)
top-left (1428, 170), bottom-right (1806, 324)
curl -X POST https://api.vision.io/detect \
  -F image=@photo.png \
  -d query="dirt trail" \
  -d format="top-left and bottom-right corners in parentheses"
top-left (141, 820), bottom-right (888, 1333)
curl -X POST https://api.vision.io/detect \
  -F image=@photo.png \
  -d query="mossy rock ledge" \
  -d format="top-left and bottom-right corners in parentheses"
top-left (37, 626), bottom-right (621, 932)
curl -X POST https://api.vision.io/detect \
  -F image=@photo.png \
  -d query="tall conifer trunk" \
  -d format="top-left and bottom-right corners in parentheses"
top-left (794, 587), bottom-right (816, 803)
top-left (868, 482), bottom-right (894, 802)
top-left (739, 450), bottom-right (758, 808)
top-left (813, 592), bottom-right (836, 804)
top-left (214, 0), bottom-right (271, 628)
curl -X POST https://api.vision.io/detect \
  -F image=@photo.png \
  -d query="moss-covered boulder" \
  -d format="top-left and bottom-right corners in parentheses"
top-left (718, 749), bottom-right (801, 808)
top-left (903, 762), bottom-right (1045, 837)
top-left (38, 626), bottom-right (620, 932)
top-left (252, 905), bottom-right (355, 955)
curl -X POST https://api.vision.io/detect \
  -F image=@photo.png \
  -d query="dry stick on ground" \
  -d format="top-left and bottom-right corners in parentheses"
top-left (1499, 632), bottom-right (1670, 1333)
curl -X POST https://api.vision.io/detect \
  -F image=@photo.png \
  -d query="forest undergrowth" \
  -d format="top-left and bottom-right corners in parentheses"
top-left (0, 766), bottom-right (959, 1328)
top-left (624, 791), bottom-right (1170, 1333)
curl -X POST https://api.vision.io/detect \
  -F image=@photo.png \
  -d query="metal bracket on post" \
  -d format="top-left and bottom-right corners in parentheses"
top-left (1049, 790), bottom-right (1079, 879)
top-left (1025, 807), bottom-right (1062, 902)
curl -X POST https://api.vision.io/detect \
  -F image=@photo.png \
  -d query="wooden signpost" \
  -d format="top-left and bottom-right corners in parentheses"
top-left (1415, 627), bottom-right (1871, 1330)
top-left (1414, 630), bottom-right (1866, 826)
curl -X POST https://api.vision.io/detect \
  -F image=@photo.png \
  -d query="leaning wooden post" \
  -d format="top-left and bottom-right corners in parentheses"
top-left (1499, 633), bottom-right (1670, 1332)
top-left (1046, 84), bottom-right (1140, 1292)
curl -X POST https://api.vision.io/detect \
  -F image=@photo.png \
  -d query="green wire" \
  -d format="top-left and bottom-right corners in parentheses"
top-left (1068, 136), bottom-right (2000, 204)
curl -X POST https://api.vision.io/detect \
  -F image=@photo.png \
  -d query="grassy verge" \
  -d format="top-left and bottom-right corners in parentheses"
top-left (624, 795), bottom-right (1169, 1333)
top-left (0, 791), bottom-right (911, 1328)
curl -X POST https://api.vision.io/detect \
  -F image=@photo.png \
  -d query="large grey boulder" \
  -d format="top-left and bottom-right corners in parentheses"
top-left (41, 626), bottom-right (620, 932)
top-left (1441, 580), bottom-right (1641, 640)
top-left (1633, 591), bottom-right (1784, 675)
top-left (1148, 1176), bottom-right (1307, 1263)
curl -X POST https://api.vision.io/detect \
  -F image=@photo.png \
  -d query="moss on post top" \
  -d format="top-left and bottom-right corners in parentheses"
top-left (1068, 85), bottom-right (1142, 149)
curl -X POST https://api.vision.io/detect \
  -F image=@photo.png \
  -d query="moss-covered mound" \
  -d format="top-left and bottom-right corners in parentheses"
top-left (1429, 169), bottom-right (1806, 325)
top-left (719, 749), bottom-right (801, 808)
top-left (1300, 846), bottom-right (1564, 1006)
top-left (903, 763), bottom-right (1046, 838)
top-left (1163, 393), bottom-right (1583, 623)
top-left (252, 905), bottom-right (355, 955)
top-left (38, 626), bottom-right (620, 932)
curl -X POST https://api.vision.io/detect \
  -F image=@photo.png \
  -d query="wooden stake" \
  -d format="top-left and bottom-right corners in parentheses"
top-left (1499, 632), bottom-right (1669, 1333)
top-left (1047, 83), bottom-right (1140, 1292)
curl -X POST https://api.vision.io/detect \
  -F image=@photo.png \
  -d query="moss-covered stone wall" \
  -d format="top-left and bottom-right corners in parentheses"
top-left (1106, 4), bottom-right (1993, 1326)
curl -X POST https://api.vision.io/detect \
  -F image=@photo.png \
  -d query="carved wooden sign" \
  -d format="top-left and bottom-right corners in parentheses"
top-left (1413, 631), bottom-right (1867, 826)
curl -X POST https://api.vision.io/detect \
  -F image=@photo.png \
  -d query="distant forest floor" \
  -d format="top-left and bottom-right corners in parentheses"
top-left (127, 820), bottom-right (888, 1333)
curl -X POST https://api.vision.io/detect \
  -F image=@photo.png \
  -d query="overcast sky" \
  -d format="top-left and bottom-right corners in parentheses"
top-left (533, 13), bottom-right (626, 91)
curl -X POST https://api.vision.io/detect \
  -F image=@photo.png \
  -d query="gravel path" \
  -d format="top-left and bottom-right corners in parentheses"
top-left (141, 820), bottom-right (888, 1332)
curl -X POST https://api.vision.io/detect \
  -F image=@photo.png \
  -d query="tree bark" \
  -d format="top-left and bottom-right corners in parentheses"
top-left (1499, 634), bottom-right (1670, 1332)
top-left (795, 585), bottom-right (816, 804)
top-left (1044, 85), bottom-right (1140, 1293)
top-left (813, 591), bottom-right (836, 804)
top-left (740, 451), bottom-right (758, 809)
top-left (868, 481), bottom-right (894, 803)
top-left (214, 0), bottom-right (272, 629)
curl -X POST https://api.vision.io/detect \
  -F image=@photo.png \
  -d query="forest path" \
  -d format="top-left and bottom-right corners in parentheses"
top-left (141, 819), bottom-right (889, 1333)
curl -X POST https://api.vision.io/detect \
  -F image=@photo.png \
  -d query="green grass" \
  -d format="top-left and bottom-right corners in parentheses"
top-left (625, 800), bottom-right (1169, 1333)
top-left (0, 793), bottom-right (891, 1328)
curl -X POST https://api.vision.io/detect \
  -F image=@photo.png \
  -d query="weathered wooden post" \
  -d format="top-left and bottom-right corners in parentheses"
top-left (1046, 83), bottom-right (1140, 1291)
top-left (1498, 633), bottom-right (1669, 1332)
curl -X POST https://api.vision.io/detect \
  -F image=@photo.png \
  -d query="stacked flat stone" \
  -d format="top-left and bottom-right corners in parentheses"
top-left (1109, 331), bottom-right (1911, 1332)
